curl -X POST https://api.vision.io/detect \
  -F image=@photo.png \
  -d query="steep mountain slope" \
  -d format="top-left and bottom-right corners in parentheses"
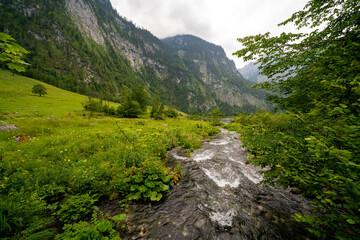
top-left (0, 0), bottom-right (269, 114)
top-left (238, 62), bottom-right (269, 83)
top-left (163, 35), bottom-right (268, 113)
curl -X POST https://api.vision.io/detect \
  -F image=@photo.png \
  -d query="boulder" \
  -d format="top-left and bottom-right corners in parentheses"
top-left (0, 124), bottom-right (19, 131)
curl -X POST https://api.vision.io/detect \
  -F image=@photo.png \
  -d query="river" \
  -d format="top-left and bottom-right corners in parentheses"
top-left (123, 128), bottom-right (314, 240)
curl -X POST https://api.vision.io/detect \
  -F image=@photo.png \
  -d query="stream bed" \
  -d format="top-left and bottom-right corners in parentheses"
top-left (123, 128), bottom-right (314, 240)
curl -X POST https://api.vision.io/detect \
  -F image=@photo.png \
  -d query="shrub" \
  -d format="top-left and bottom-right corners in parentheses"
top-left (56, 194), bottom-right (97, 224)
top-left (82, 97), bottom-right (102, 112)
top-left (165, 108), bottom-right (179, 118)
top-left (127, 160), bottom-right (174, 202)
top-left (117, 100), bottom-right (142, 118)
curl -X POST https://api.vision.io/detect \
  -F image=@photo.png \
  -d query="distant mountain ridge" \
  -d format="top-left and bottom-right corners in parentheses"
top-left (238, 62), bottom-right (269, 83)
top-left (0, 0), bottom-right (269, 114)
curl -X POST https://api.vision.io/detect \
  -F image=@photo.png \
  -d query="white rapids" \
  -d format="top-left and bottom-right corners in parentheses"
top-left (190, 128), bottom-right (264, 227)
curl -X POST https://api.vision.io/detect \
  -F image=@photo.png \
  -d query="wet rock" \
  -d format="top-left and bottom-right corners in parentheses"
top-left (0, 124), bottom-right (19, 131)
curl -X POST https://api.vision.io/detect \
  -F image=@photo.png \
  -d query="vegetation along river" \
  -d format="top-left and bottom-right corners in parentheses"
top-left (123, 128), bottom-right (315, 240)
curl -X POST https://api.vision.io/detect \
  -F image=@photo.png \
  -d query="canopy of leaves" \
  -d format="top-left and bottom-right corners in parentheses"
top-left (234, 0), bottom-right (360, 238)
top-left (31, 84), bottom-right (47, 97)
top-left (0, 32), bottom-right (29, 72)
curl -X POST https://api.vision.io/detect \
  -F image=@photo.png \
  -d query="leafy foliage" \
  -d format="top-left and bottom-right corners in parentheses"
top-left (117, 100), bottom-right (142, 118)
top-left (56, 194), bottom-right (97, 224)
top-left (56, 212), bottom-right (125, 240)
top-left (150, 91), bottom-right (163, 119)
top-left (0, 32), bottom-right (29, 72)
top-left (31, 84), bottom-right (47, 97)
top-left (233, 1), bottom-right (360, 237)
top-left (209, 107), bottom-right (224, 126)
top-left (127, 160), bottom-right (174, 202)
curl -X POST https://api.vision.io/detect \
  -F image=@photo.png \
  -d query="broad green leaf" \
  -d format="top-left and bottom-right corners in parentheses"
top-left (130, 184), bottom-right (139, 191)
top-left (134, 175), bottom-right (143, 183)
top-left (143, 190), bottom-right (153, 198)
top-left (347, 219), bottom-right (355, 225)
top-left (148, 174), bottom-right (159, 180)
top-left (160, 184), bottom-right (170, 192)
top-left (145, 179), bottom-right (155, 188)
top-left (150, 192), bottom-right (162, 201)
top-left (97, 221), bottom-right (114, 233)
top-left (138, 185), bottom-right (148, 193)
top-left (111, 214), bottom-right (126, 223)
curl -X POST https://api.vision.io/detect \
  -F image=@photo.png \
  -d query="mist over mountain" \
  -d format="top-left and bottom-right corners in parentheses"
top-left (238, 62), bottom-right (269, 83)
top-left (0, 0), bottom-right (269, 114)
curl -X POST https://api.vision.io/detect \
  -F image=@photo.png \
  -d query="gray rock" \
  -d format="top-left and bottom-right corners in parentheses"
top-left (0, 124), bottom-right (19, 131)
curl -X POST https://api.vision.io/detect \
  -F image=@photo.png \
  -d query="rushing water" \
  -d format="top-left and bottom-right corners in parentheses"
top-left (123, 128), bottom-right (314, 240)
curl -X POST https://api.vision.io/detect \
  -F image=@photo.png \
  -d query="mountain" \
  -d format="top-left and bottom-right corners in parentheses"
top-left (163, 35), bottom-right (268, 113)
top-left (238, 62), bottom-right (269, 83)
top-left (0, 0), bottom-right (269, 114)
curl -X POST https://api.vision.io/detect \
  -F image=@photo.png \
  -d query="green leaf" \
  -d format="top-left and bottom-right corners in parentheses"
top-left (134, 175), bottom-right (143, 183)
top-left (148, 174), bottom-right (159, 180)
top-left (347, 219), bottom-right (355, 225)
top-left (130, 184), bottom-right (139, 191)
top-left (129, 191), bottom-right (141, 200)
top-left (111, 214), bottom-right (126, 223)
top-left (161, 175), bottom-right (172, 183)
top-left (145, 179), bottom-right (155, 188)
top-left (143, 190), bottom-right (153, 198)
top-left (138, 185), bottom-right (148, 193)
top-left (159, 184), bottom-right (170, 192)
top-left (150, 192), bottom-right (162, 201)
top-left (97, 221), bottom-right (114, 233)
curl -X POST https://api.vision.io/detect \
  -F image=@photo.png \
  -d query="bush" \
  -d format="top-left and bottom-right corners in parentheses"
top-left (237, 111), bottom-right (360, 239)
top-left (165, 108), bottom-right (179, 118)
top-left (56, 194), bottom-right (97, 224)
top-left (82, 97), bottom-right (102, 112)
top-left (56, 214), bottom-right (125, 240)
top-left (117, 100), bottom-right (142, 118)
top-left (127, 160), bottom-right (175, 202)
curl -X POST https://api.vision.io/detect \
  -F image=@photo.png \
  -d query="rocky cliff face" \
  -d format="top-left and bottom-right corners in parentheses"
top-left (163, 35), bottom-right (269, 112)
top-left (0, 0), bottom-right (269, 114)
top-left (66, 0), bottom-right (105, 45)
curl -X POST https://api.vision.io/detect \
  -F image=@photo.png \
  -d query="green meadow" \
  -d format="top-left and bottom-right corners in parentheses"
top-left (0, 69), bottom-right (120, 116)
top-left (0, 71), bottom-right (219, 239)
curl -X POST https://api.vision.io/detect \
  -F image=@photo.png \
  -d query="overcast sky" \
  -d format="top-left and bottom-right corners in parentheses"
top-left (109, 0), bottom-right (309, 68)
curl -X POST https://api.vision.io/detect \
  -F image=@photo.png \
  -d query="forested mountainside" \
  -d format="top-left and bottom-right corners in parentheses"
top-left (0, 0), bottom-right (269, 114)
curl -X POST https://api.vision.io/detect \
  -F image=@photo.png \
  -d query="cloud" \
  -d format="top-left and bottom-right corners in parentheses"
top-left (110, 0), bottom-right (309, 67)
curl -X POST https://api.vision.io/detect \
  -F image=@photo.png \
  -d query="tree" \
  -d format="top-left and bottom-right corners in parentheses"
top-left (234, 0), bottom-right (360, 238)
top-left (234, 0), bottom-right (360, 114)
top-left (130, 85), bottom-right (149, 112)
top-left (119, 85), bottom-right (131, 104)
top-left (150, 91), bottom-right (164, 119)
top-left (210, 107), bottom-right (224, 126)
top-left (31, 84), bottom-right (47, 97)
top-left (0, 32), bottom-right (29, 73)
top-left (117, 99), bottom-right (142, 118)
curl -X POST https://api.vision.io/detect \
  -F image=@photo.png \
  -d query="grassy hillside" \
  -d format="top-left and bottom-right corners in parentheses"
top-left (0, 70), bottom-right (120, 116)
